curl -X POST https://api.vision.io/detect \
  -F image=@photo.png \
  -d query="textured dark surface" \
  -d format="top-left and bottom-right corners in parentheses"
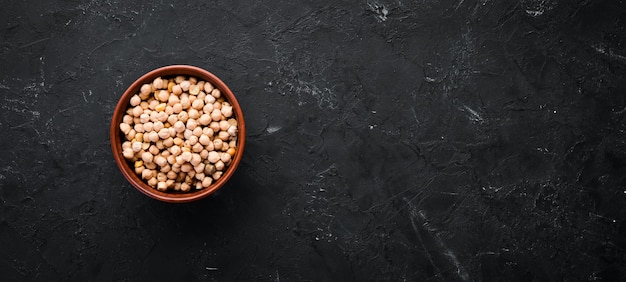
top-left (1, 0), bottom-right (626, 281)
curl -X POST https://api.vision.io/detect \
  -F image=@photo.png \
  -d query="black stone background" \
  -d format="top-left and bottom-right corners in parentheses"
top-left (1, 0), bottom-right (625, 281)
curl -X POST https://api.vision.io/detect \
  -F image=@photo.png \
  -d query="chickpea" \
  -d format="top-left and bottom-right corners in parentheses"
top-left (157, 111), bottom-right (168, 122)
top-left (192, 98), bottom-right (204, 110)
top-left (172, 84), bottom-right (182, 95)
top-left (213, 103), bottom-right (222, 112)
top-left (135, 166), bottom-right (144, 175)
top-left (218, 120), bottom-right (229, 131)
top-left (220, 152), bottom-right (231, 163)
top-left (180, 80), bottom-right (191, 92)
top-left (142, 122), bottom-right (154, 132)
top-left (190, 153), bottom-right (202, 166)
top-left (120, 123), bottom-right (131, 134)
top-left (205, 141), bottom-right (215, 151)
top-left (177, 111), bottom-right (189, 123)
top-left (189, 84), bottom-right (200, 95)
top-left (147, 177), bottom-right (158, 187)
top-left (181, 163), bottom-right (192, 173)
top-left (218, 131), bottom-right (230, 141)
top-left (213, 139), bottom-right (223, 151)
top-left (134, 123), bottom-right (144, 133)
top-left (192, 142), bottom-right (204, 153)
top-left (200, 150), bottom-right (209, 159)
top-left (141, 168), bottom-right (153, 180)
top-left (167, 114), bottom-right (178, 125)
top-left (173, 137), bottom-right (184, 146)
top-left (212, 171), bottom-right (223, 180)
top-left (170, 145), bottom-right (182, 156)
top-left (167, 170), bottom-right (177, 180)
top-left (208, 151), bottom-right (220, 163)
top-left (172, 120), bottom-right (185, 133)
top-left (195, 172), bottom-right (205, 181)
top-left (221, 105), bottom-right (233, 118)
top-left (215, 160), bottom-right (225, 171)
top-left (148, 100), bottom-right (159, 111)
top-left (205, 164), bottom-right (216, 175)
top-left (158, 128), bottom-right (170, 139)
top-left (157, 90), bottom-right (169, 102)
top-left (202, 176), bottom-right (213, 188)
top-left (132, 141), bottom-right (142, 152)
top-left (180, 95), bottom-right (191, 109)
top-left (211, 88), bottom-right (221, 98)
top-left (167, 155), bottom-right (176, 165)
top-left (227, 125), bottom-right (238, 136)
top-left (181, 151), bottom-right (192, 162)
top-left (140, 84), bottom-right (152, 96)
top-left (172, 103), bottom-right (183, 113)
top-left (205, 94), bottom-right (216, 105)
top-left (180, 182), bottom-right (191, 192)
top-left (163, 137), bottom-right (174, 147)
top-left (211, 109), bottom-right (222, 121)
top-left (157, 181), bottom-right (167, 191)
top-left (130, 95), bottom-right (141, 107)
top-left (132, 106), bottom-right (143, 117)
top-left (154, 155), bottom-right (167, 167)
top-left (156, 172), bottom-right (167, 182)
top-left (161, 164), bottom-right (171, 173)
top-left (209, 122), bottom-right (220, 132)
top-left (194, 162), bottom-right (205, 174)
top-left (204, 82), bottom-right (214, 93)
top-left (123, 148), bottom-right (134, 159)
top-left (188, 109), bottom-right (200, 120)
top-left (199, 134), bottom-right (211, 146)
top-left (186, 119), bottom-right (198, 130)
top-left (148, 131), bottom-right (159, 143)
top-left (148, 145), bottom-right (159, 156)
top-left (153, 77), bottom-right (164, 89)
top-left (192, 127), bottom-right (203, 137)
top-left (153, 121), bottom-right (164, 132)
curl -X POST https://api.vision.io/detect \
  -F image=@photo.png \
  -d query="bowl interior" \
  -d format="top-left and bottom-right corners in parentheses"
top-left (110, 65), bottom-right (245, 203)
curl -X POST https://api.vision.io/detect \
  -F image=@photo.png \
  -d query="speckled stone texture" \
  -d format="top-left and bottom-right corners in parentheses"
top-left (1, 0), bottom-right (625, 281)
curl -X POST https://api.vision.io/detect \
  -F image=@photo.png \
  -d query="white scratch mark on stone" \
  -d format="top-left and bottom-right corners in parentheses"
top-left (266, 125), bottom-right (282, 134)
top-left (523, 0), bottom-right (553, 17)
top-left (411, 107), bottom-right (419, 123)
top-left (461, 105), bottom-right (483, 123)
top-left (405, 197), bottom-right (470, 281)
top-left (39, 56), bottom-right (45, 87)
top-left (367, 1), bottom-right (389, 22)
top-left (592, 43), bottom-right (626, 63)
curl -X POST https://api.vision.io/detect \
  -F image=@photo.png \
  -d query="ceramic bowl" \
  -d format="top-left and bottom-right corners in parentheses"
top-left (110, 65), bottom-right (245, 203)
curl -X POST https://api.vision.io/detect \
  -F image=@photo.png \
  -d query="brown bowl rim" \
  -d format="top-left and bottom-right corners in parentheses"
top-left (110, 65), bottom-right (246, 203)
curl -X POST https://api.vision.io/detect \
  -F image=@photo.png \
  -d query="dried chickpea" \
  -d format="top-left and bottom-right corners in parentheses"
top-left (208, 151), bottom-right (220, 163)
top-left (212, 171), bottom-right (223, 180)
top-left (211, 88), bottom-right (221, 98)
top-left (192, 143), bottom-right (204, 153)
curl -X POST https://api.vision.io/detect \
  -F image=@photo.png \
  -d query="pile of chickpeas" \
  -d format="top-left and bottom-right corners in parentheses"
top-left (119, 76), bottom-right (238, 192)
